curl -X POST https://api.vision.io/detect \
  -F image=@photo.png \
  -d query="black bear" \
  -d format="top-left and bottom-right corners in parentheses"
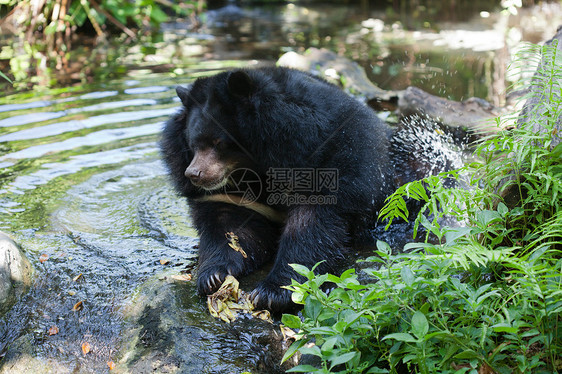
top-left (160, 67), bottom-right (395, 312)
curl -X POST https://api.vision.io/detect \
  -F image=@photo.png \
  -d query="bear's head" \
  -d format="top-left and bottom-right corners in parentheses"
top-left (175, 70), bottom-right (260, 191)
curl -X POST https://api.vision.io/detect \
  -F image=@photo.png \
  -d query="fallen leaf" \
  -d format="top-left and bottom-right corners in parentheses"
top-left (280, 325), bottom-right (296, 340)
top-left (39, 254), bottom-right (49, 263)
top-left (159, 259), bottom-right (170, 265)
top-left (479, 363), bottom-right (495, 374)
top-left (48, 325), bottom-right (59, 336)
top-left (81, 342), bottom-right (91, 355)
top-left (73, 300), bottom-right (84, 311)
top-left (207, 275), bottom-right (272, 323)
top-left (68, 290), bottom-right (76, 296)
top-left (225, 232), bottom-right (247, 258)
top-left (73, 273), bottom-right (83, 282)
top-left (252, 309), bottom-right (272, 322)
top-left (107, 361), bottom-right (116, 370)
top-left (171, 274), bottom-right (192, 282)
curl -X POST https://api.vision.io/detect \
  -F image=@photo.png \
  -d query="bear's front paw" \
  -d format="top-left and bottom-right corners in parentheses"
top-left (249, 279), bottom-right (295, 313)
top-left (197, 266), bottom-right (231, 295)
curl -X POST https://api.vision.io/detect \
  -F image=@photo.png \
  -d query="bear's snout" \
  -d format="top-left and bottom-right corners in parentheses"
top-left (185, 148), bottom-right (230, 190)
top-left (184, 166), bottom-right (202, 181)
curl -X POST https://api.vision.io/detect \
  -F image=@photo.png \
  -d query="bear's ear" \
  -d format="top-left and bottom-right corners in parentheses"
top-left (227, 70), bottom-right (254, 99)
top-left (176, 86), bottom-right (191, 106)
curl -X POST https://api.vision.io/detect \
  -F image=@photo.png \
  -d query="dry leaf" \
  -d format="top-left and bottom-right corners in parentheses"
top-left (252, 309), bottom-right (272, 322)
top-left (73, 300), bottom-right (84, 311)
top-left (171, 274), bottom-right (192, 282)
top-left (39, 254), bottom-right (49, 263)
top-left (68, 290), bottom-right (76, 296)
top-left (159, 258), bottom-right (170, 265)
top-left (207, 275), bottom-right (272, 323)
top-left (225, 232), bottom-right (247, 258)
top-left (48, 325), bottom-right (59, 336)
top-left (81, 342), bottom-right (91, 355)
top-left (107, 361), bottom-right (116, 370)
top-left (73, 273), bottom-right (83, 282)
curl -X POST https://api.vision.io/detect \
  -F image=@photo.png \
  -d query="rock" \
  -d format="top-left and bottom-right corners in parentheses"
top-left (114, 270), bottom-right (295, 374)
top-left (0, 232), bottom-right (32, 314)
top-left (277, 48), bottom-right (399, 103)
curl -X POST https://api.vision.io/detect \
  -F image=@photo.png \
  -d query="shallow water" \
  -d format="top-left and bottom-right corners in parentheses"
top-left (0, 72), bottom-right (196, 370)
top-left (0, 1), bottom-right (558, 372)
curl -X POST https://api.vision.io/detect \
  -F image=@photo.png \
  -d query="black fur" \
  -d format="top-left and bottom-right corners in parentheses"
top-left (160, 67), bottom-right (395, 312)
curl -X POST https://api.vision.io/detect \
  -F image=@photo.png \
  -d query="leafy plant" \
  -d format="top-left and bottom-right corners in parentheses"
top-left (0, 0), bottom-right (201, 88)
top-left (282, 41), bottom-right (561, 373)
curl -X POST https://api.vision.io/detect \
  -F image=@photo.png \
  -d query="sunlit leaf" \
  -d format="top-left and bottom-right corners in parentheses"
top-left (73, 300), bottom-right (84, 311)
top-left (281, 339), bottom-right (306, 363)
top-left (81, 342), bottom-right (91, 355)
top-left (382, 333), bottom-right (417, 343)
top-left (48, 325), bottom-right (59, 335)
top-left (411, 311), bottom-right (429, 339)
top-left (171, 274), bottom-right (192, 282)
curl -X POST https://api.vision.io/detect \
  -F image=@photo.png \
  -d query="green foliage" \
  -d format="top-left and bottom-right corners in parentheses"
top-left (282, 42), bottom-right (562, 373)
top-left (0, 0), bottom-right (199, 89)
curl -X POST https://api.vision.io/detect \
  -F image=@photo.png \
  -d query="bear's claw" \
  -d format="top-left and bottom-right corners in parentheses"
top-left (249, 280), bottom-right (294, 313)
top-left (198, 268), bottom-right (228, 295)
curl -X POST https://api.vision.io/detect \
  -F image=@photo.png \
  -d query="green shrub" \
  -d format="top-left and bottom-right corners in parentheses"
top-left (281, 41), bottom-right (561, 374)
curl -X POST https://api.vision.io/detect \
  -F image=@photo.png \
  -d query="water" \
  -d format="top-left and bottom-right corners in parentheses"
top-left (0, 1), bottom-right (558, 372)
top-left (0, 74), bottom-right (196, 370)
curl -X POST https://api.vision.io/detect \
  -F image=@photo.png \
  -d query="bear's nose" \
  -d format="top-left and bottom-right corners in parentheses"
top-left (185, 168), bottom-right (202, 181)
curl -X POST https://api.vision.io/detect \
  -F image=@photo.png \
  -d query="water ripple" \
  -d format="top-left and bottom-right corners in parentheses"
top-left (1, 122), bottom-right (164, 160)
top-left (3, 143), bottom-right (158, 193)
top-left (0, 106), bottom-right (174, 142)
top-left (0, 112), bottom-right (67, 127)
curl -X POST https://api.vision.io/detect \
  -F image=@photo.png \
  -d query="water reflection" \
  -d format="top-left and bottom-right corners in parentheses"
top-left (0, 107), bottom-right (173, 142)
top-left (1, 121), bottom-right (164, 161)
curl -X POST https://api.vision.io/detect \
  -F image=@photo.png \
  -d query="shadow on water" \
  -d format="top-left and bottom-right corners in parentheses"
top-left (0, 1), bottom-right (560, 372)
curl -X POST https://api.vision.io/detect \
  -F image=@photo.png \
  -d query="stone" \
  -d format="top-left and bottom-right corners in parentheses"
top-left (0, 232), bottom-right (32, 314)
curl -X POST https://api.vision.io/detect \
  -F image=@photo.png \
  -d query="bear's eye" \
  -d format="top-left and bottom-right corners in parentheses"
top-left (212, 138), bottom-right (222, 147)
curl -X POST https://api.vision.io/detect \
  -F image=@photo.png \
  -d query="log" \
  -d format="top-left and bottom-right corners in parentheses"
top-left (277, 48), bottom-right (399, 103)
top-left (277, 48), bottom-right (504, 135)
top-left (397, 86), bottom-right (503, 134)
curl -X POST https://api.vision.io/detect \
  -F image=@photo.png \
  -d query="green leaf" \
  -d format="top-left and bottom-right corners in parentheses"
top-left (411, 311), bottom-right (429, 339)
top-left (287, 365), bottom-right (320, 373)
top-left (290, 263), bottom-right (314, 278)
top-left (282, 339), bottom-right (307, 363)
top-left (366, 367), bottom-right (390, 373)
top-left (330, 351), bottom-right (357, 367)
top-left (282, 314), bottom-right (301, 329)
top-left (382, 333), bottom-right (417, 343)
top-left (444, 227), bottom-right (472, 244)
top-left (496, 202), bottom-right (509, 216)
top-left (400, 265), bottom-right (415, 286)
top-left (453, 350), bottom-right (480, 359)
top-left (477, 210), bottom-right (502, 226)
top-left (491, 324), bottom-right (518, 334)
top-left (300, 345), bottom-right (322, 357)
top-left (0, 70), bottom-right (12, 84)
top-left (320, 337), bottom-right (338, 353)
top-left (376, 240), bottom-right (391, 254)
